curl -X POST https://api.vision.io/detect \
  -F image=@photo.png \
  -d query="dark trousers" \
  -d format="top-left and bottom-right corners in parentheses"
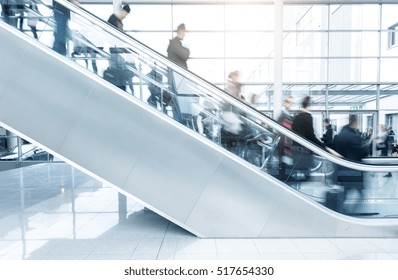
top-left (53, 12), bottom-right (68, 55)
top-left (1, 5), bottom-right (17, 27)
top-left (167, 69), bottom-right (183, 124)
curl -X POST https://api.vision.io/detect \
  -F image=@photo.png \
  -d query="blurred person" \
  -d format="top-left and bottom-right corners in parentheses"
top-left (220, 71), bottom-right (246, 156)
top-left (321, 118), bottom-right (335, 148)
top-left (107, 3), bottom-right (130, 30)
top-left (292, 96), bottom-right (325, 148)
top-left (222, 70), bottom-right (245, 113)
top-left (167, 23), bottom-right (190, 69)
top-left (27, 2), bottom-right (41, 39)
top-left (103, 52), bottom-right (134, 92)
top-left (376, 125), bottom-right (394, 177)
top-left (225, 70), bottom-right (243, 100)
top-left (362, 127), bottom-right (373, 156)
top-left (333, 115), bottom-right (370, 164)
top-left (71, 30), bottom-right (99, 74)
top-left (1, 2), bottom-right (17, 27)
top-left (146, 67), bottom-right (171, 111)
top-left (249, 93), bottom-right (257, 106)
top-left (14, 3), bottom-right (27, 32)
top-left (52, 0), bottom-right (80, 55)
top-left (376, 124), bottom-right (388, 157)
top-left (332, 114), bottom-right (371, 214)
top-left (166, 23), bottom-right (190, 124)
top-left (392, 143), bottom-right (398, 157)
top-left (104, 4), bottom-right (137, 93)
top-left (276, 96), bottom-right (294, 180)
top-left (387, 126), bottom-right (395, 155)
top-left (291, 96), bottom-right (326, 179)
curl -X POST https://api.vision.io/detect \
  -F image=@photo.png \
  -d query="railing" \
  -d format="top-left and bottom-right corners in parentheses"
top-left (0, 134), bottom-right (54, 162)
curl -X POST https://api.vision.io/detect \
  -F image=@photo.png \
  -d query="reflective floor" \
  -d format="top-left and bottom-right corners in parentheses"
top-left (1, 163), bottom-right (398, 260)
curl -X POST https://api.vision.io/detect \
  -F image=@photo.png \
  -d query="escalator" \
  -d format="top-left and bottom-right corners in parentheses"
top-left (1, 1), bottom-right (398, 238)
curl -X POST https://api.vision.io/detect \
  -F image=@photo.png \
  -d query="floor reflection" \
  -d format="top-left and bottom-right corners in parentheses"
top-left (1, 163), bottom-right (398, 260)
top-left (0, 163), bottom-right (194, 260)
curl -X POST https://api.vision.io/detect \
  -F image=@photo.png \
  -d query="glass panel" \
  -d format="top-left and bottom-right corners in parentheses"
top-left (283, 5), bottom-right (328, 31)
top-left (283, 86), bottom-right (317, 104)
top-left (329, 32), bottom-right (379, 57)
top-left (329, 58), bottom-right (378, 83)
top-left (330, 5), bottom-right (379, 30)
top-left (381, 4), bottom-right (398, 30)
top-left (81, 4), bottom-right (113, 22)
top-left (187, 32), bottom-right (224, 58)
top-left (131, 32), bottom-right (171, 56)
top-left (283, 31), bottom-right (328, 57)
top-left (189, 59), bottom-right (224, 82)
top-left (244, 58), bottom-right (274, 83)
top-left (380, 58), bottom-right (398, 82)
top-left (379, 97), bottom-right (398, 111)
top-left (380, 31), bottom-right (398, 57)
top-left (225, 32), bottom-right (273, 58)
top-left (225, 59), bottom-right (272, 83)
top-left (123, 4), bottom-right (172, 31)
top-left (225, 4), bottom-right (273, 31)
top-left (172, 5), bottom-right (224, 31)
top-left (283, 59), bottom-right (327, 83)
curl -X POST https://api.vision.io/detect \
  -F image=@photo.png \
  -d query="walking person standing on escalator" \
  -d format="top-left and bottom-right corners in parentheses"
top-left (291, 96), bottom-right (326, 179)
top-left (276, 96), bottom-right (294, 180)
top-left (321, 118), bottom-right (335, 148)
top-left (107, 3), bottom-right (130, 31)
top-left (52, 0), bottom-right (80, 56)
top-left (332, 114), bottom-right (372, 213)
top-left (165, 23), bottom-right (189, 123)
top-left (105, 4), bottom-right (137, 94)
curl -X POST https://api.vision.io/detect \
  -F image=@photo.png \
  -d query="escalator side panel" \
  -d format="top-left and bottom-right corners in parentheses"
top-left (58, 82), bottom-right (160, 188)
top-left (260, 190), bottom-right (340, 237)
top-left (185, 156), bottom-right (287, 237)
top-left (124, 118), bottom-right (226, 223)
top-left (0, 25), bottom-right (28, 97)
top-left (0, 25), bottom-right (94, 151)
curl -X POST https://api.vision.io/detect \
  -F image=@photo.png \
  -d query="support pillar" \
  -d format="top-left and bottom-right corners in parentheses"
top-left (273, 0), bottom-right (283, 119)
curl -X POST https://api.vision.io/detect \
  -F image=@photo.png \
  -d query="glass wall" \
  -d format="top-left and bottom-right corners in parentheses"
top-left (83, 3), bottom-right (275, 92)
top-left (81, 1), bottom-right (398, 133)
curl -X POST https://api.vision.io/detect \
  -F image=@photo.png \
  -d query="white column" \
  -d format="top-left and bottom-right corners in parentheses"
top-left (113, 0), bottom-right (122, 14)
top-left (273, 0), bottom-right (283, 119)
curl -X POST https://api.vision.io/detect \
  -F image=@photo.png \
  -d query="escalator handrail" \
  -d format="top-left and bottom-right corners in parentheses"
top-left (46, 1), bottom-right (398, 172)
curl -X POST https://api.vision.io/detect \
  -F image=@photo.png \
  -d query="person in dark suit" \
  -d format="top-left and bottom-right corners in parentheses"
top-left (1, 2), bottom-right (18, 27)
top-left (332, 114), bottom-right (372, 213)
top-left (107, 4), bottom-right (130, 31)
top-left (52, 0), bottom-right (80, 55)
top-left (167, 23), bottom-right (190, 69)
top-left (292, 96), bottom-right (325, 148)
top-left (291, 96), bottom-right (326, 179)
top-left (334, 114), bottom-right (369, 163)
top-left (165, 23), bottom-right (189, 124)
top-left (321, 118), bottom-right (334, 148)
top-left (277, 96), bottom-right (294, 180)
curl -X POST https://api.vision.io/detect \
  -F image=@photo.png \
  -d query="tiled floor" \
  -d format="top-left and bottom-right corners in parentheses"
top-left (1, 163), bottom-right (398, 260)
